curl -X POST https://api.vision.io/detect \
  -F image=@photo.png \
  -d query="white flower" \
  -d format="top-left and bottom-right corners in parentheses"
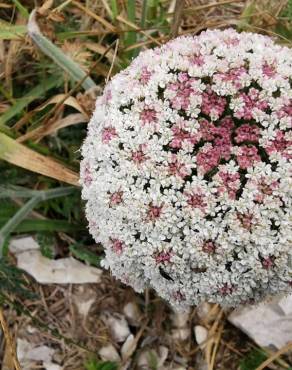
top-left (81, 29), bottom-right (292, 310)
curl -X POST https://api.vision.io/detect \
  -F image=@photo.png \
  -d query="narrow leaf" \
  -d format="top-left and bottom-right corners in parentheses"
top-left (11, 0), bottom-right (29, 19)
top-left (0, 133), bottom-right (80, 186)
top-left (0, 75), bottom-right (62, 126)
top-left (28, 9), bottom-right (96, 91)
top-left (0, 21), bottom-right (27, 40)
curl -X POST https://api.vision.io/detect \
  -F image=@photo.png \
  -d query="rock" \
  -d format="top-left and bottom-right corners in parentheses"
top-left (196, 302), bottom-right (212, 322)
top-left (121, 334), bottom-right (136, 360)
top-left (98, 344), bottom-right (121, 362)
top-left (10, 236), bottom-right (102, 284)
top-left (123, 302), bottom-right (141, 325)
top-left (72, 286), bottom-right (96, 317)
top-left (17, 338), bottom-right (62, 370)
top-left (171, 310), bottom-right (190, 341)
top-left (16, 250), bottom-right (102, 284)
top-left (137, 346), bottom-right (168, 369)
top-left (10, 236), bottom-right (40, 254)
top-left (101, 313), bottom-right (131, 343)
top-left (171, 311), bottom-right (189, 328)
top-left (171, 328), bottom-right (190, 341)
top-left (17, 338), bottom-right (55, 363)
top-left (229, 295), bottom-right (292, 349)
top-left (157, 346), bottom-right (169, 367)
top-left (194, 325), bottom-right (208, 349)
top-left (43, 364), bottom-right (63, 370)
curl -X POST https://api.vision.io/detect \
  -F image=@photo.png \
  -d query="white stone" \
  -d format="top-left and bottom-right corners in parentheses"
top-left (9, 236), bottom-right (40, 254)
top-left (101, 313), bottom-right (131, 343)
top-left (194, 326), bottom-right (208, 348)
top-left (123, 302), bottom-right (141, 324)
top-left (229, 295), bottom-right (292, 349)
top-left (121, 334), bottom-right (136, 360)
top-left (171, 328), bottom-right (190, 341)
top-left (16, 250), bottom-right (102, 284)
top-left (171, 311), bottom-right (189, 328)
top-left (98, 344), bottom-right (121, 362)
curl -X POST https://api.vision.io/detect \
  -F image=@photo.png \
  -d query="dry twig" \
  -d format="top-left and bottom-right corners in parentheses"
top-left (0, 308), bottom-right (21, 370)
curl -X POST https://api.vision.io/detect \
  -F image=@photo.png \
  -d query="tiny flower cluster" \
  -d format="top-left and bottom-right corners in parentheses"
top-left (81, 29), bottom-right (292, 310)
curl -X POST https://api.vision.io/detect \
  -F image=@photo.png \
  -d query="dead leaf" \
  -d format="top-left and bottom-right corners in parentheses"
top-left (0, 133), bottom-right (80, 185)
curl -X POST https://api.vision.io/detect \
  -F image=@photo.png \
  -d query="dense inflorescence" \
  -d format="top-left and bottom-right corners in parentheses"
top-left (81, 29), bottom-right (292, 310)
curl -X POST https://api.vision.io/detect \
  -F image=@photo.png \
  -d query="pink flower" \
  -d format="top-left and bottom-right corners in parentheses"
top-left (215, 67), bottom-right (247, 89)
top-left (262, 256), bottom-right (275, 270)
top-left (170, 124), bottom-right (198, 149)
top-left (189, 54), bottom-right (204, 66)
top-left (131, 144), bottom-right (148, 164)
top-left (265, 131), bottom-right (292, 159)
top-left (83, 163), bottom-right (92, 186)
top-left (201, 88), bottom-right (227, 118)
top-left (140, 66), bottom-right (151, 84)
top-left (110, 239), bottom-right (124, 255)
top-left (173, 290), bottom-right (186, 301)
top-left (199, 119), bottom-right (216, 141)
top-left (237, 213), bottom-right (254, 231)
top-left (235, 89), bottom-right (268, 120)
top-left (236, 146), bottom-right (261, 169)
top-left (196, 145), bottom-right (220, 174)
top-left (202, 241), bottom-right (216, 254)
top-left (168, 154), bottom-right (190, 178)
top-left (140, 108), bottom-right (157, 124)
top-left (109, 191), bottom-right (123, 206)
top-left (254, 177), bottom-right (279, 202)
top-left (155, 251), bottom-right (172, 264)
top-left (167, 73), bottom-right (198, 110)
top-left (219, 284), bottom-right (234, 295)
top-left (235, 124), bottom-right (260, 143)
top-left (147, 203), bottom-right (163, 221)
top-left (262, 61), bottom-right (276, 78)
top-left (102, 126), bottom-right (118, 143)
top-left (186, 191), bottom-right (207, 211)
top-left (216, 171), bottom-right (240, 199)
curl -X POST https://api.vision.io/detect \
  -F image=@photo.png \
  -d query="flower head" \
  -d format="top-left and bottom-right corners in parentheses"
top-left (81, 29), bottom-right (292, 310)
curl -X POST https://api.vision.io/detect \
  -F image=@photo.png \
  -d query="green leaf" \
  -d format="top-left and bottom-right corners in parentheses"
top-left (70, 243), bottom-right (102, 267)
top-left (36, 233), bottom-right (55, 259)
top-left (0, 219), bottom-right (82, 233)
top-left (11, 0), bottom-right (29, 19)
top-left (84, 359), bottom-right (118, 370)
top-left (0, 187), bottom-right (77, 254)
top-left (0, 258), bottom-right (36, 302)
top-left (28, 10), bottom-right (96, 91)
top-left (110, 0), bottom-right (118, 20)
top-left (237, 1), bottom-right (256, 31)
top-left (0, 76), bottom-right (62, 126)
top-left (240, 349), bottom-right (267, 370)
top-left (0, 21), bottom-right (27, 40)
top-left (124, 0), bottom-right (137, 59)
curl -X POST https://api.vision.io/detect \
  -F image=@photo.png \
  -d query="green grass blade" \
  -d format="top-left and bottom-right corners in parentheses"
top-left (0, 185), bottom-right (76, 199)
top-left (70, 243), bottom-right (102, 267)
top-left (124, 0), bottom-right (137, 59)
top-left (11, 0), bottom-right (29, 19)
top-left (0, 196), bottom-right (40, 255)
top-left (238, 0), bottom-right (256, 31)
top-left (110, 0), bottom-right (118, 20)
top-left (0, 21), bottom-right (27, 40)
top-left (7, 219), bottom-right (83, 233)
top-left (0, 75), bottom-right (62, 126)
top-left (0, 186), bottom-right (78, 254)
top-left (28, 10), bottom-right (96, 91)
top-left (141, 0), bottom-right (148, 28)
